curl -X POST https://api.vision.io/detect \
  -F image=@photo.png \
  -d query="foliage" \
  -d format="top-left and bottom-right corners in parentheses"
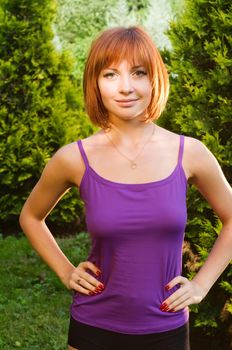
top-left (127, 0), bottom-right (150, 12)
top-left (0, 233), bottom-right (91, 349)
top-left (54, 0), bottom-right (117, 77)
top-left (0, 0), bottom-right (93, 235)
top-left (106, 0), bottom-right (139, 28)
top-left (143, 0), bottom-right (173, 49)
top-left (142, 0), bottom-right (185, 50)
top-left (161, 0), bottom-right (232, 343)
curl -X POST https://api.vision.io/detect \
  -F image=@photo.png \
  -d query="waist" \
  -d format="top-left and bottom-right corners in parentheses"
top-left (71, 260), bottom-right (189, 334)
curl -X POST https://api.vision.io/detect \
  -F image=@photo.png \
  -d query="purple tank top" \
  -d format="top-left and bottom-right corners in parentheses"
top-left (71, 135), bottom-right (189, 334)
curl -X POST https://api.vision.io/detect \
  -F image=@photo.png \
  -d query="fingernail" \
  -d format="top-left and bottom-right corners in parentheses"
top-left (161, 302), bottom-right (168, 308)
top-left (94, 290), bottom-right (101, 294)
top-left (89, 291), bottom-right (95, 296)
top-left (99, 283), bottom-right (105, 289)
top-left (96, 271), bottom-right (101, 276)
top-left (160, 305), bottom-right (169, 312)
top-left (165, 285), bottom-right (170, 291)
top-left (160, 307), bottom-right (169, 312)
top-left (160, 303), bottom-right (169, 311)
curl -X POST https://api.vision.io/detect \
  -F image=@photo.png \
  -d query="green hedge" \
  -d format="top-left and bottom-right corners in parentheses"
top-left (0, 0), bottom-right (94, 235)
top-left (160, 0), bottom-right (232, 345)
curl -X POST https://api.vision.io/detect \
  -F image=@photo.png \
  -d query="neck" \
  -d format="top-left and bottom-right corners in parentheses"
top-left (106, 121), bottom-right (155, 148)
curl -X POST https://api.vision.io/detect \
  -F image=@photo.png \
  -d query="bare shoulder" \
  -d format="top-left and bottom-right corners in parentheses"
top-left (184, 136), bottom-right (210, 164)
top-left (159, 128), bottom-right (204, 152)
top-left (184, 136), bottom-right (208, 155)
top-left (53, 142), bottom-right (80, 164)
top-left (51, 131), bottom-right (103, 186)
top-left (183, 136), bottom-right (221, 183)
top-left (45, 141), bottom-right (85, 187)
top-left (157, 129), bottom-right (219, 182)
top-left (182, 136), bottom-right (232, 221)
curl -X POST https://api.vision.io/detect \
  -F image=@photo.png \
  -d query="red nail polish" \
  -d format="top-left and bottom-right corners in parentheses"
top-left (165, 285), bottom-right (170, 291)
top-left (99, 284), bottom-right (105, 289)
top-left (160, 306), bottom-right (169, 312)
top-left (96, 271), bottom-right (101, 276)
top-left (161, 302), bottom-right (168, 308)
top-left (89, 291), bottom-right (95, 296)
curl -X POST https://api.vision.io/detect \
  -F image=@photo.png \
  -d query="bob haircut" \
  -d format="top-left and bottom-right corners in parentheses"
top-left (83, 26), bottom-right (169, 129)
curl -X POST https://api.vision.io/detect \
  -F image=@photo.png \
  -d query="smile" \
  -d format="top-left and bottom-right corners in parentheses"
top-left (115, 99), bottom-right (139, 107)
top-left (115, 99), bottom-right (139, 102)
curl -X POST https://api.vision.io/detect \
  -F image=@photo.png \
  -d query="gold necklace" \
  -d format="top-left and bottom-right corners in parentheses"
top-left (104, 124), bottom-right (156, 169)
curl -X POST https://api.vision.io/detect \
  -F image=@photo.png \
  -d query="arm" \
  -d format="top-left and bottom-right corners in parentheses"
top-left (19, 143), bottom-right (103, 294)
top-left (161, 138), bottom-right (232, 312)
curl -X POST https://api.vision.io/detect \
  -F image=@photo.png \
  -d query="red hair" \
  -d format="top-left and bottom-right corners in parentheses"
top-left (83, 26), bottom-right (169, 129)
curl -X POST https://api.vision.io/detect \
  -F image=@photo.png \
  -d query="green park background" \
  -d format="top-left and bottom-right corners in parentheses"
top-left (0, 0), bottom-right (231, 348)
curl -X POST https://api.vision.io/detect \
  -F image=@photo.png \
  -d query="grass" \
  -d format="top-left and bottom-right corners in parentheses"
top-left (1, 232), bottom-right (230, 350)
top-left (0, 232), bottom-right (90, 350)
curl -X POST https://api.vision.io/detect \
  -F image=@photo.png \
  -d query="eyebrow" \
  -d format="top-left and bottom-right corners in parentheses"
top-left (103, 65), bottom-right (145, 71)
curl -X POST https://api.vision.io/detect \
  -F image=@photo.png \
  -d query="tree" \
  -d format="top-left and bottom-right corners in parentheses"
top-left (163, 0), bottom-right (232, 347)
top-left (106, 0), bottom-right (138, 28)
top-left (54, 0), bottom-right (117, 77)
top-left (0, 0), bottom-right (92, 235)
top-left (143, 0), bottom-right (173, 49)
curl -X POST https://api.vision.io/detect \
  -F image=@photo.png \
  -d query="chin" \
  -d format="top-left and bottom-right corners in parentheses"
top-left (112, 111), bottom-right (147, 122)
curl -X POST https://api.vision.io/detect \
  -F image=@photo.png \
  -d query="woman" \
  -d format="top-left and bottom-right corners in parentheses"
top-left (20, 26), bottom-right (232, 350)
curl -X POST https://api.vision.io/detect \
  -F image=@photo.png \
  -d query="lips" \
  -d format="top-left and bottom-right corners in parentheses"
top-left (114, 98), bottom-right (139, 107)
top-left (115, 98), bottom-right (139, 102)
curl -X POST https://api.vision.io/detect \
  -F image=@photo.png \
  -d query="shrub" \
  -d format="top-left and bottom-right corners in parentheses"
top-left (0, 0), bottom-right (93, 236)
top-left (161, 0), bottom-right (232, 347)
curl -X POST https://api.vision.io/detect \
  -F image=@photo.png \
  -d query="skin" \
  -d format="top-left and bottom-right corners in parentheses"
top-left (98, 60), bottom-right (152, 125)
top-left (19, 60), bottom-right (232, 350)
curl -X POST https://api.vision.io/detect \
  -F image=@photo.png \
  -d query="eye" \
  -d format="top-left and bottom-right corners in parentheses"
top-left (102, 72), bottom-right (116, 79)
top-left (133, 69), bottom-right (147, 77)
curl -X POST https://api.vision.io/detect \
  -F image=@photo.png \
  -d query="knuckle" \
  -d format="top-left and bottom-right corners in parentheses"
top-left (69, 281), bottom-right (76, 290)
top-left (92, 278), bottom-right (99, 286)
top-left (78, 262), bottom-right (84, 270)
top-left (87, 261), bottom-right (93, 268)
top-left (90, 279), bottom-right (98, 288)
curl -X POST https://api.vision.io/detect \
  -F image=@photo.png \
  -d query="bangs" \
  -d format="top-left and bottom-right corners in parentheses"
top-left (95, 29), bottom-right (154, 77)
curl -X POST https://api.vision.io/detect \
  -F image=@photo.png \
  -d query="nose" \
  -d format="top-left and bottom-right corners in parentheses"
top-left (118, 74), bottom-right (134, 94)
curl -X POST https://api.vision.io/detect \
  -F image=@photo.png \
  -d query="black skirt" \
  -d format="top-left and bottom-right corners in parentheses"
top-left (68, 316), bottom-right (190, 350)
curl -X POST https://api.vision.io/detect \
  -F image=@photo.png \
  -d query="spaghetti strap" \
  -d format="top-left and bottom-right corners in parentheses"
top-left (178, 135), bottom-right (185, 165)
top-left (77, 140), bottom-right (89, 168)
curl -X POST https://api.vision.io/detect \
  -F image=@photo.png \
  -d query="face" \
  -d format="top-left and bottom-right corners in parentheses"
top-left (97, 60), bottom-right (152, 124)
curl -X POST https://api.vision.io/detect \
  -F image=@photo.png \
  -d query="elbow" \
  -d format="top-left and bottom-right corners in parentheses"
top-left (221, 217), bottom-right (232, 228)
top-left (19, 206), bottom-right (26, 232)
top-left (19, 205), bottom-right (45, 236)
top-left (19, 203), bottom-right (31, 233)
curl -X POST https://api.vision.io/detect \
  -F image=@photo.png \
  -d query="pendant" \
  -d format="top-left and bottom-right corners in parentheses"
top-left (131, 161), bottom-right (137, 169)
